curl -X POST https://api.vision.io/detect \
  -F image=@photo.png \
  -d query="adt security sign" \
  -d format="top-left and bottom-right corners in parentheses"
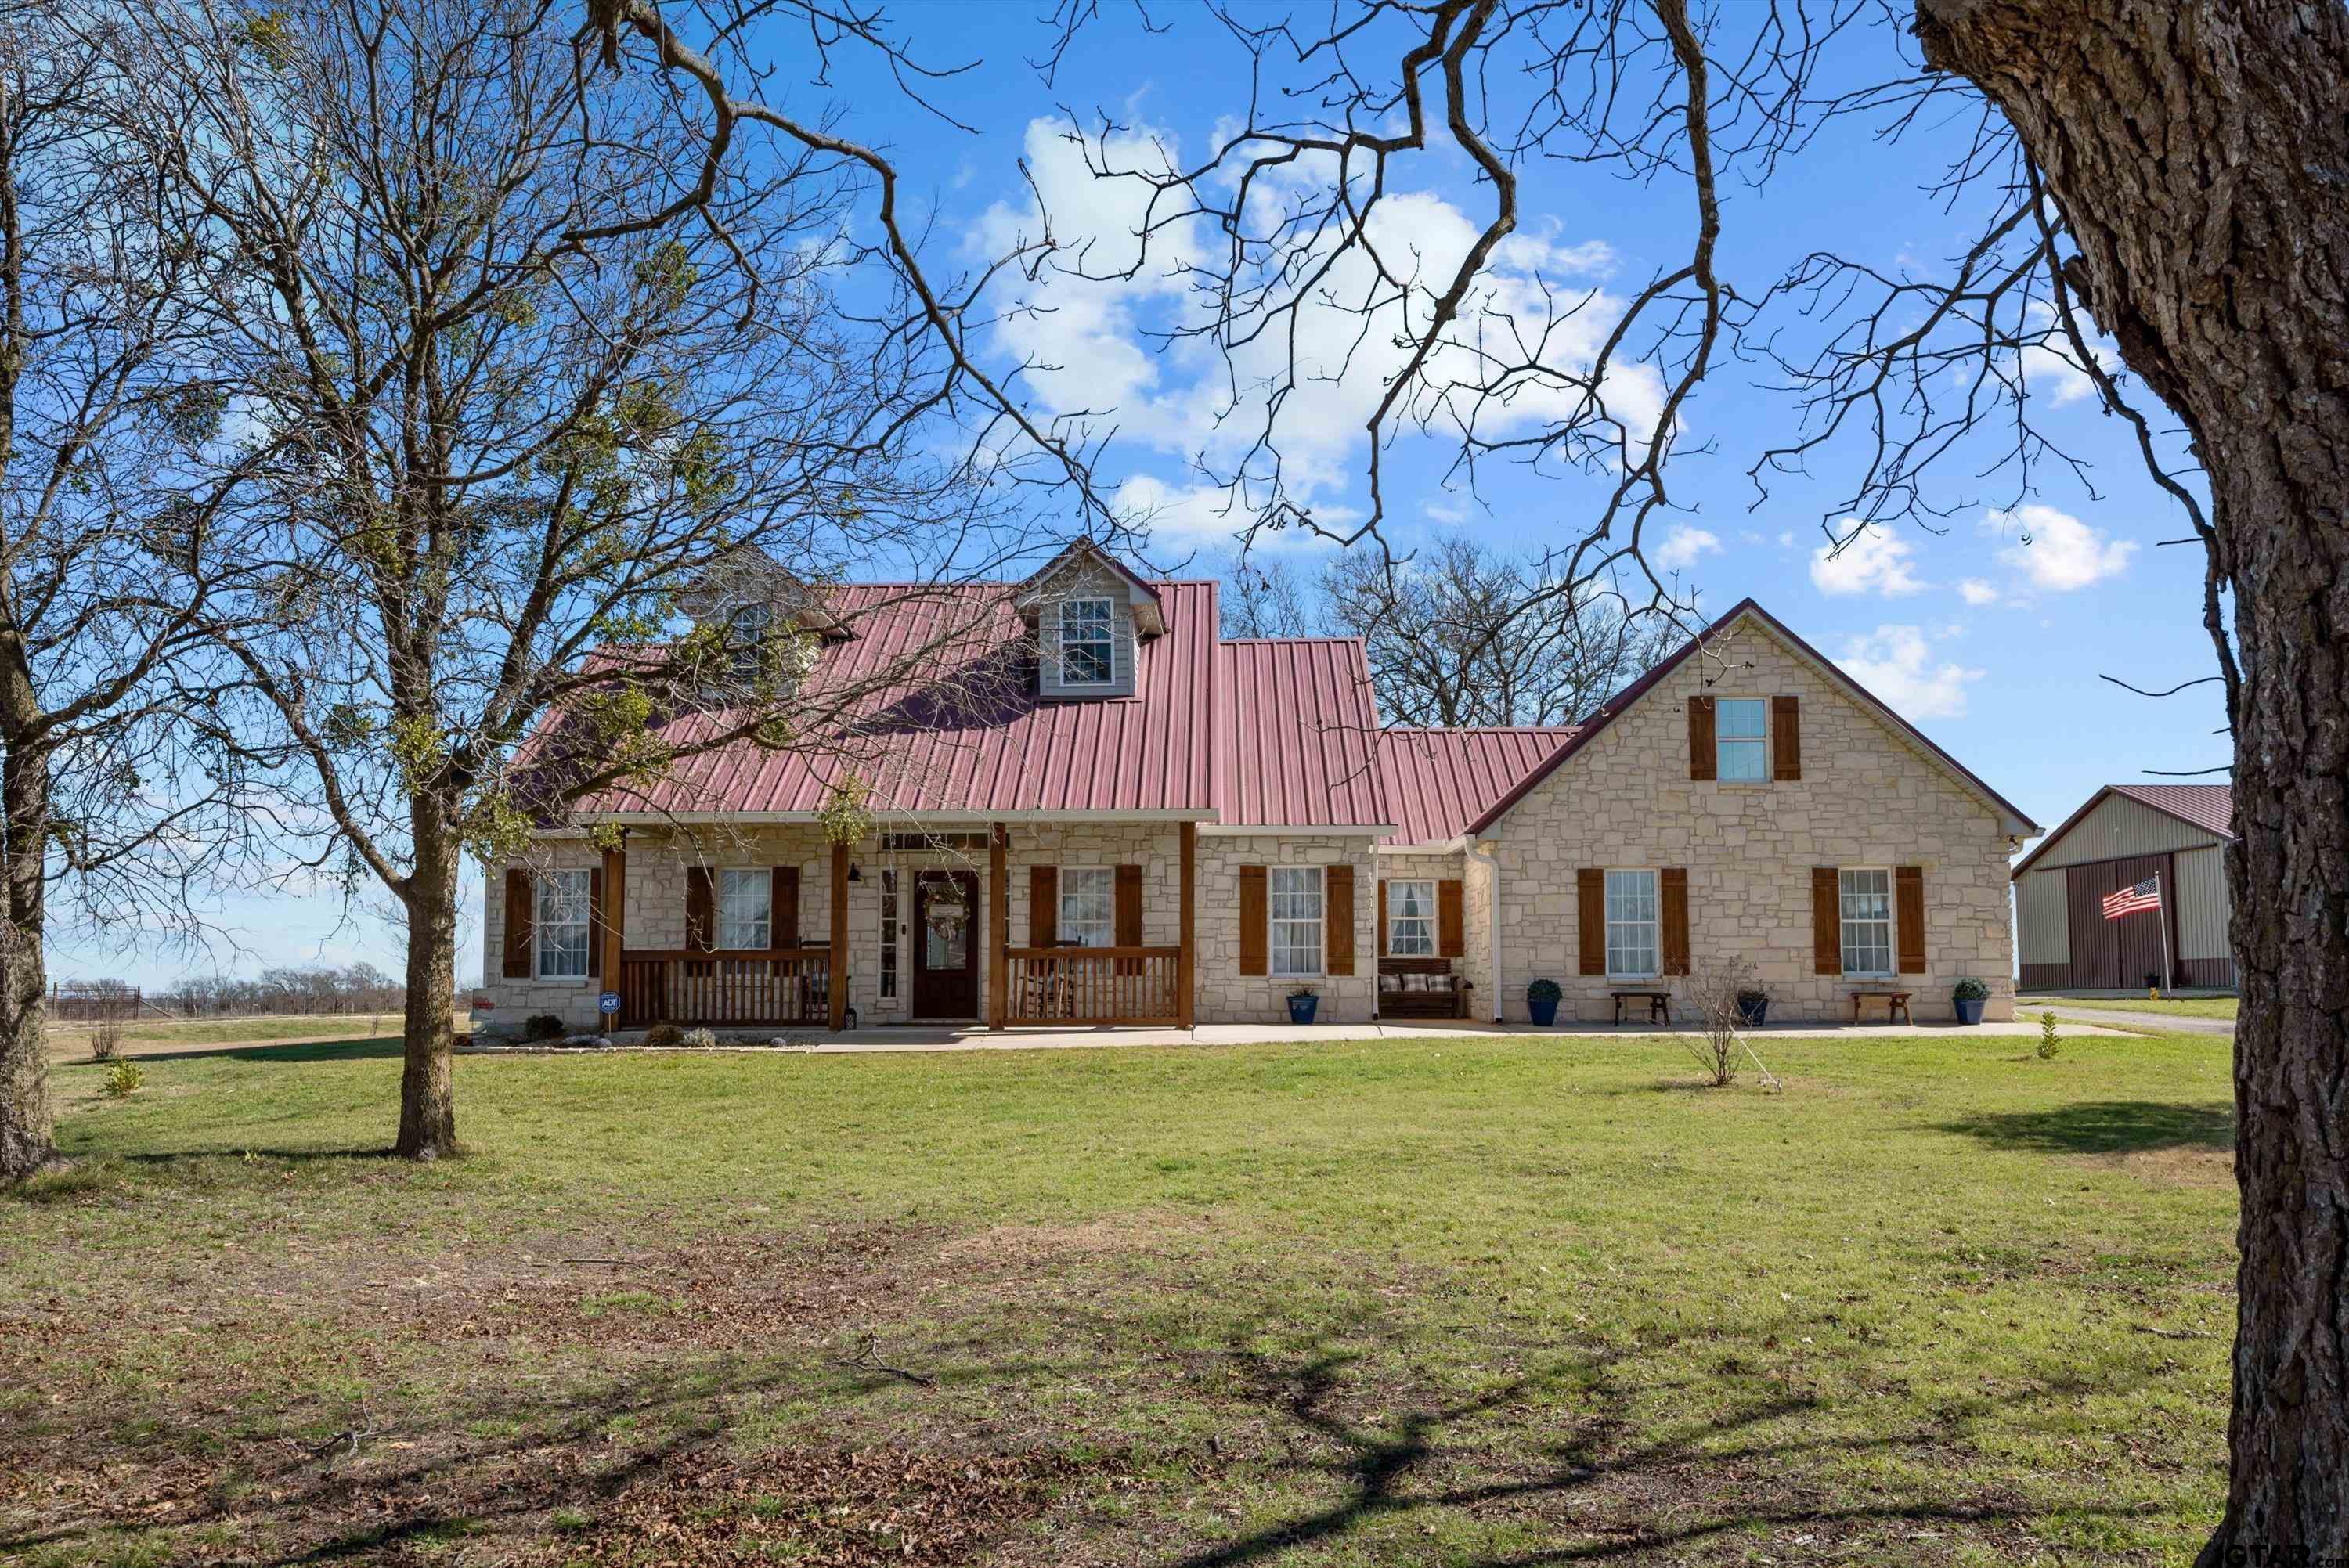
top-left (598, 992), bottom-right (621, 1017)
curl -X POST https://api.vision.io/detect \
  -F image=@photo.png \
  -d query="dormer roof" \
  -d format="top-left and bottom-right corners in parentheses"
top-left (1012, 540), bottom-right (1167, 637)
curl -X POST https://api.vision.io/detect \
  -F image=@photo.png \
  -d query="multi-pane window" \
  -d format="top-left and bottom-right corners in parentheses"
top-left (716, 868), bottom-right (770, 950)
top-left (1604, 869), bottom-right (1659, 978)
top-left (1270, 867), bottom-right (1325, 977)
top-left (1059, 598), bottom-right (1114, 684)
top-left (1839, 868), bottom-right (1894, 975)
top-left (727, 601), bottom-right (772, 680)
top-left (1717, 698), bottom-right (1768, 781)
top-left (1386, 879), bottom-right (1435, 956)
top-left (536, 869), bottom-right (593, 978)
top-left (879, 869), bottom-right (899, 998)
top-left (1059, 867), bottom-right (1115, 946)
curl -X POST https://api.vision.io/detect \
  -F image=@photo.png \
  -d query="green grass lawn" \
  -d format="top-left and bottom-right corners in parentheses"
top-left (43, 1013), bottom-right (468, 1065)
top-left (2, 1031), bottom-right (2235, 1566)
top-left (2017, 995), bottom-right (2239, 1022)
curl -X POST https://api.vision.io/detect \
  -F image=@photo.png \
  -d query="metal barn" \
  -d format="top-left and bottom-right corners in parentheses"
top-left (2011, 784), bottom-right (2235, 991)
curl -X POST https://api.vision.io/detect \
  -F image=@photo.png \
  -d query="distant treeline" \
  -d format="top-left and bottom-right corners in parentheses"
top-left (56, 964), bottom-right (410, 1021)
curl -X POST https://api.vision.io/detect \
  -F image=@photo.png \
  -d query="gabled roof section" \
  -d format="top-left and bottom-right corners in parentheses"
top-left (1376, 728), bottom-right (1579, 847)
top-left (1214, 636), bottom-right (1391, 831)
top-left (1014, 540), bottom-right (1167, 636)
top-left (2009, 783), bottom-right (2232, 879)
top-left (1466, 597), bottom-right (2040, 839)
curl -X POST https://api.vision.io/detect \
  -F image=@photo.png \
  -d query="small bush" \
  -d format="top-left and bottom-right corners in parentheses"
top-left (88, 1017), bottom-right (127, 1062)
top-left (102, 1060), bottom-right (146, 1098)
top-left (2037, 1010), bottom-right (2062, 1061)
top-left (680, 1027), bottom-right (717, 1050)
top-left (1525, 978), bottom-right (1563, 1004)
top-left (523, 1014), bottom-right (567, 1041)
top-left (1952, 976), bottom-right (1991, 1002)
top-left (644, 1022), bottom-right (685, 1048)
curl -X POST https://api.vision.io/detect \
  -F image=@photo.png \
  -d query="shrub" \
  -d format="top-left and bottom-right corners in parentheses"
top-left (644, 1022), bottom-right (685, 1048)
top-left (523, 1014), bottom-right (567, 1041)
top-left (2037, 1011), bottom-right (2062, 1061)
top-left (88, 1017), bottom-right (126, 1062)
top-left (102, 1060), bottom-right (146, 1098)
top-left (1952, 976), bottom-right (1990, 1002)
top-left (1525, 978), bottom-right (1563, 1004)
top-left (680, 1027), bottom-right (718, 1050)
top-left (1680, 953), bottom-right (1755, 1087)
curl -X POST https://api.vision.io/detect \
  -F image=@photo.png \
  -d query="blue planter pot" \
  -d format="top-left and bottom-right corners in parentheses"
top-left (1528, 996), bottom-right (1560, 1027)
top-left (1954, 997), bottom-right (1986, 1026)
top-left (1287, 994), bottom-right (1319, 1026)
top-left (1737, 997), bottom-right (1769, 1028)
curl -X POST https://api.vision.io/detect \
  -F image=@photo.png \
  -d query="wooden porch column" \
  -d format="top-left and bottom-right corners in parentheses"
top-left (600, 841), bottom-right (626, 989)
top-left (828, 839), bottom-right (849, 1031)
top-left (1178, 820), bottom-right (1196, 1029)
top-left (988, 823), bottom-right (1009, 1029)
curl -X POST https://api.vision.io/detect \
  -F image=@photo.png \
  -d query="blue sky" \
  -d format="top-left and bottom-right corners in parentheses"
top-left (51, 3), bottom-right (2229, 989)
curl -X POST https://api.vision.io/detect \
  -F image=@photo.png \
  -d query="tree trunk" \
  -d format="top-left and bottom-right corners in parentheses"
top-left (395, 800), bottom-right (462, 1160)
top-left (0, 728), bottom-right (55, 1179)
top-left (1917, 2), bottom-right (2349, 1555)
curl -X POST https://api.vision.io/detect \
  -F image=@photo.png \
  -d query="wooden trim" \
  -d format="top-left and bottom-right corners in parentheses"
top-left (828, 842), bottom-right (850, 1029)
top-left (1030, 864), bottom-right (1059, 946)
top-left (685, 867), bottom-right (714, 953)
top-left (989, 824), bottom-right (1009, 1028)
top-left (1772, 694), bottom-right (1802, 781)
top-left (1660, 867), bottom-right (1690, 976)
top-left (502, 867), bottom-right (534, 979)
top-left (1326, 865), bottom-right (1356, 976)
top-left (600, 849), bottom-right (626, 982)
top-left (770, 865), bottom-right (799, 950)
top-left (1896, 865), bottom-right (1926, 974)
top-left (1811, 867), bottom-right (1841, 975)
top-left (1178, 821), bottom-right (1196, 1028)
top-left (1576, 868), bottom-right (1605, 976)
top-left (1114, 863), bottom-right (1142, 946)
top-left (1238, 865), bottom-right (1268, 976)
top-left (1438, 878), bottom-right (1465, 958)
top-left (1687, 695), bottom-right (1716, 780)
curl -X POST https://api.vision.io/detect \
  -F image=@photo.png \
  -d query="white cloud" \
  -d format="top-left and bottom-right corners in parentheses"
top-left (1111, 473), bottom-right (1337, 556)
top-left (1983, 504), bottom-right (2134, 592)
top-left (1836, 625), bottom-right (1984, 720)
top-left (1776, 530), bottom-right (1795, 549)
top-left (1958, 578), bottom-right (1999, 606)
top-left (1423, 496), bottom-right (1470, 525)
top-left (1810, 524), bottom-right (1925, 597)
top-left (1653, 525), bottom-right (1720, 571)
top-left (2018, 302), bottom-right (2119, 407)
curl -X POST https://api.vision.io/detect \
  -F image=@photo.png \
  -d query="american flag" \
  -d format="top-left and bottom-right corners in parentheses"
top-left (2102, 876), bottom-right (2163, 920)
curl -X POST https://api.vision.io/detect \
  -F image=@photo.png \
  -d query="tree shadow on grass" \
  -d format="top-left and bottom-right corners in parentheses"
top-left (1936, 1100), bottom-right (2235, 1155)
top-left (114, 1036), bottom-right (410, 1065)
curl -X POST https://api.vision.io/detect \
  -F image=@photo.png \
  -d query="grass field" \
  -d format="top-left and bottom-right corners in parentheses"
top-left (44, 1013), bottom-right (471, 1065)
top-left (2, 1030), bottom-right (2236, 1566)
top-left (2017, 995), bottom-right (2239, 1022)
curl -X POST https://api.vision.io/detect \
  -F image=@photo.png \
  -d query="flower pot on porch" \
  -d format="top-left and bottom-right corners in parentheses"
top-left (1287, 993), bottom-right (1319, 1026)
top-left (1528, 997), bottom-right (1559, 1027)
top-left (1953, 997), bottom-right (1986, 1026)
top-left (1736, 994), bottom-right (1769, 1028)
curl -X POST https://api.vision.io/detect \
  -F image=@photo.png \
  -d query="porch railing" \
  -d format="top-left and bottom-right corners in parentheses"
top-left (619, 949), bottom-right (830, 1029)
top-left (1002, 945), bottom-right (1182, 1026)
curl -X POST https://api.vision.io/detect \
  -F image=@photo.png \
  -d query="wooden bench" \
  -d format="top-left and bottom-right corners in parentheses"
top-left (1611, 989), bottom-right (1672, 1026)
top-left (1377, 957), bottom-right (1472, 1019)
top-left (1848, 989), bottom-right (1912, 1024)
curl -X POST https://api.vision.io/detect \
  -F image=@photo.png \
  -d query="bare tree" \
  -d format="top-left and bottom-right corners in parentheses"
top-left (1677, 951), bottom-right (1752, 1087)
top-left (140, 0), bottom-right (1062, 1159)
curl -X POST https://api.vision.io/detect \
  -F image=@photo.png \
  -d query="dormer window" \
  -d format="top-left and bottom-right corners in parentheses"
top-left (1059, 598), bottom-right (1114, 685)
top-left (727, 601), bottom-right (772, 680)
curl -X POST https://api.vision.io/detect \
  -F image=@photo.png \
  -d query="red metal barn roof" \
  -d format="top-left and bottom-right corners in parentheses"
top-left (1376, 728), bottom-right (1579, 846)
top-left (2107, 783), bottom-right (2234, 838)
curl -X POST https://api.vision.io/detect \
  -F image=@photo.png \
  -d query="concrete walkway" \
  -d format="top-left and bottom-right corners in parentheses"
top-left (2026, 1004), bottom-right (2235, 1038)
top-left (467, 1015), bottom-right (2138, 1056)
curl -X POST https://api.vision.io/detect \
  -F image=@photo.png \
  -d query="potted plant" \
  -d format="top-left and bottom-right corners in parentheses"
top-left (1735, 984), bottom-right (1771, 1028)
top-left (1286, 986), bottom-right (1319, 1026)
top-left (1951, 976), bottom-right (1990, 1026)
top-left (1526, 978), bottom-right (1562, 1028)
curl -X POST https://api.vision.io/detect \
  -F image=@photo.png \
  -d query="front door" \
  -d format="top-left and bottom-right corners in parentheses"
top-left (911, 870), bottom-right (980, 1018)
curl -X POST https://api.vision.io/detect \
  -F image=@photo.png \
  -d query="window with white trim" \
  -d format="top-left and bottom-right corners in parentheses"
top-left (716, 868), bottom-right (770, 950)
top-left (1059, 597), bottom-right (1114, 684)
top-left (879, 869), bottom-right (899, 998)
top-left (1385, 879), bottom-right (1435, 956)
top-left (1604, 869), bottom-right (1659, 978)
top-left (1839, 867), bottom-right (1894, 976)
top-left (1717, 697), bottom-right (1768, 781)
top-left (1270, 867), bottom-right (1324, 977)
top-left (727, 601), bottom-right (772, 680)
top-left (536, 869), bottom-right (593, 979)
top-left (1059, 867), bottom-right (1114, 947)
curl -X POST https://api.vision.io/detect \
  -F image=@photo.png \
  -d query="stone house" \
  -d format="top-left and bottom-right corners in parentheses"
top-left (476, 545), bottom-right (2038, 1035)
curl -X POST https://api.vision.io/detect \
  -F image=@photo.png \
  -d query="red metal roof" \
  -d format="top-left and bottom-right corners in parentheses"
top-left (1214, 637), bottom-right (1389, 828)
top-left (2010, 782), bottom-right (2232, 878)
top-left (1376, 728), bottom-right (1578, 846)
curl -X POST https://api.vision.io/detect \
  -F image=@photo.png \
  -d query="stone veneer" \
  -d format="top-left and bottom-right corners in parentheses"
top-left (1479, 615), bottom-right (2020, 1024)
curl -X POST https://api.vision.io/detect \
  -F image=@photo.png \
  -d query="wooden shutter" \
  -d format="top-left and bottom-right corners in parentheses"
top-left (1577, 867), bottom-right (1606, 976)
top-left (770, 866), bottom-right (799, 950)
top-left (1114, 864), bottom-right (1142, 946)
top-left (588, 867), bottom-right (605, 979)
top-left (685, 866), bottom-right (715, 953)
top-left (1438, 878), bottom-right (1465, 958)
top-left (1811, 867), bottom-right (1841, 975)
top-left (502, 868), bottom-right (534, 979)
top-left (1896, 865), bottom-right (1927, 974)
top-left (1030, 865), bottom-right (1058, 946)
top-left (1326, 866), bottom-right (1355, 976)
top-left (1660, 867), bottom-right (1690, 976)
top-left (1772, 694), bottom-right (1802, 781)
top-left (1688, 695), bottom-right (1716, 780)
top-left (1238, 865), bottom-right (1268, 976)
top-left (1377, 879), bottom-right (1389, 957)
